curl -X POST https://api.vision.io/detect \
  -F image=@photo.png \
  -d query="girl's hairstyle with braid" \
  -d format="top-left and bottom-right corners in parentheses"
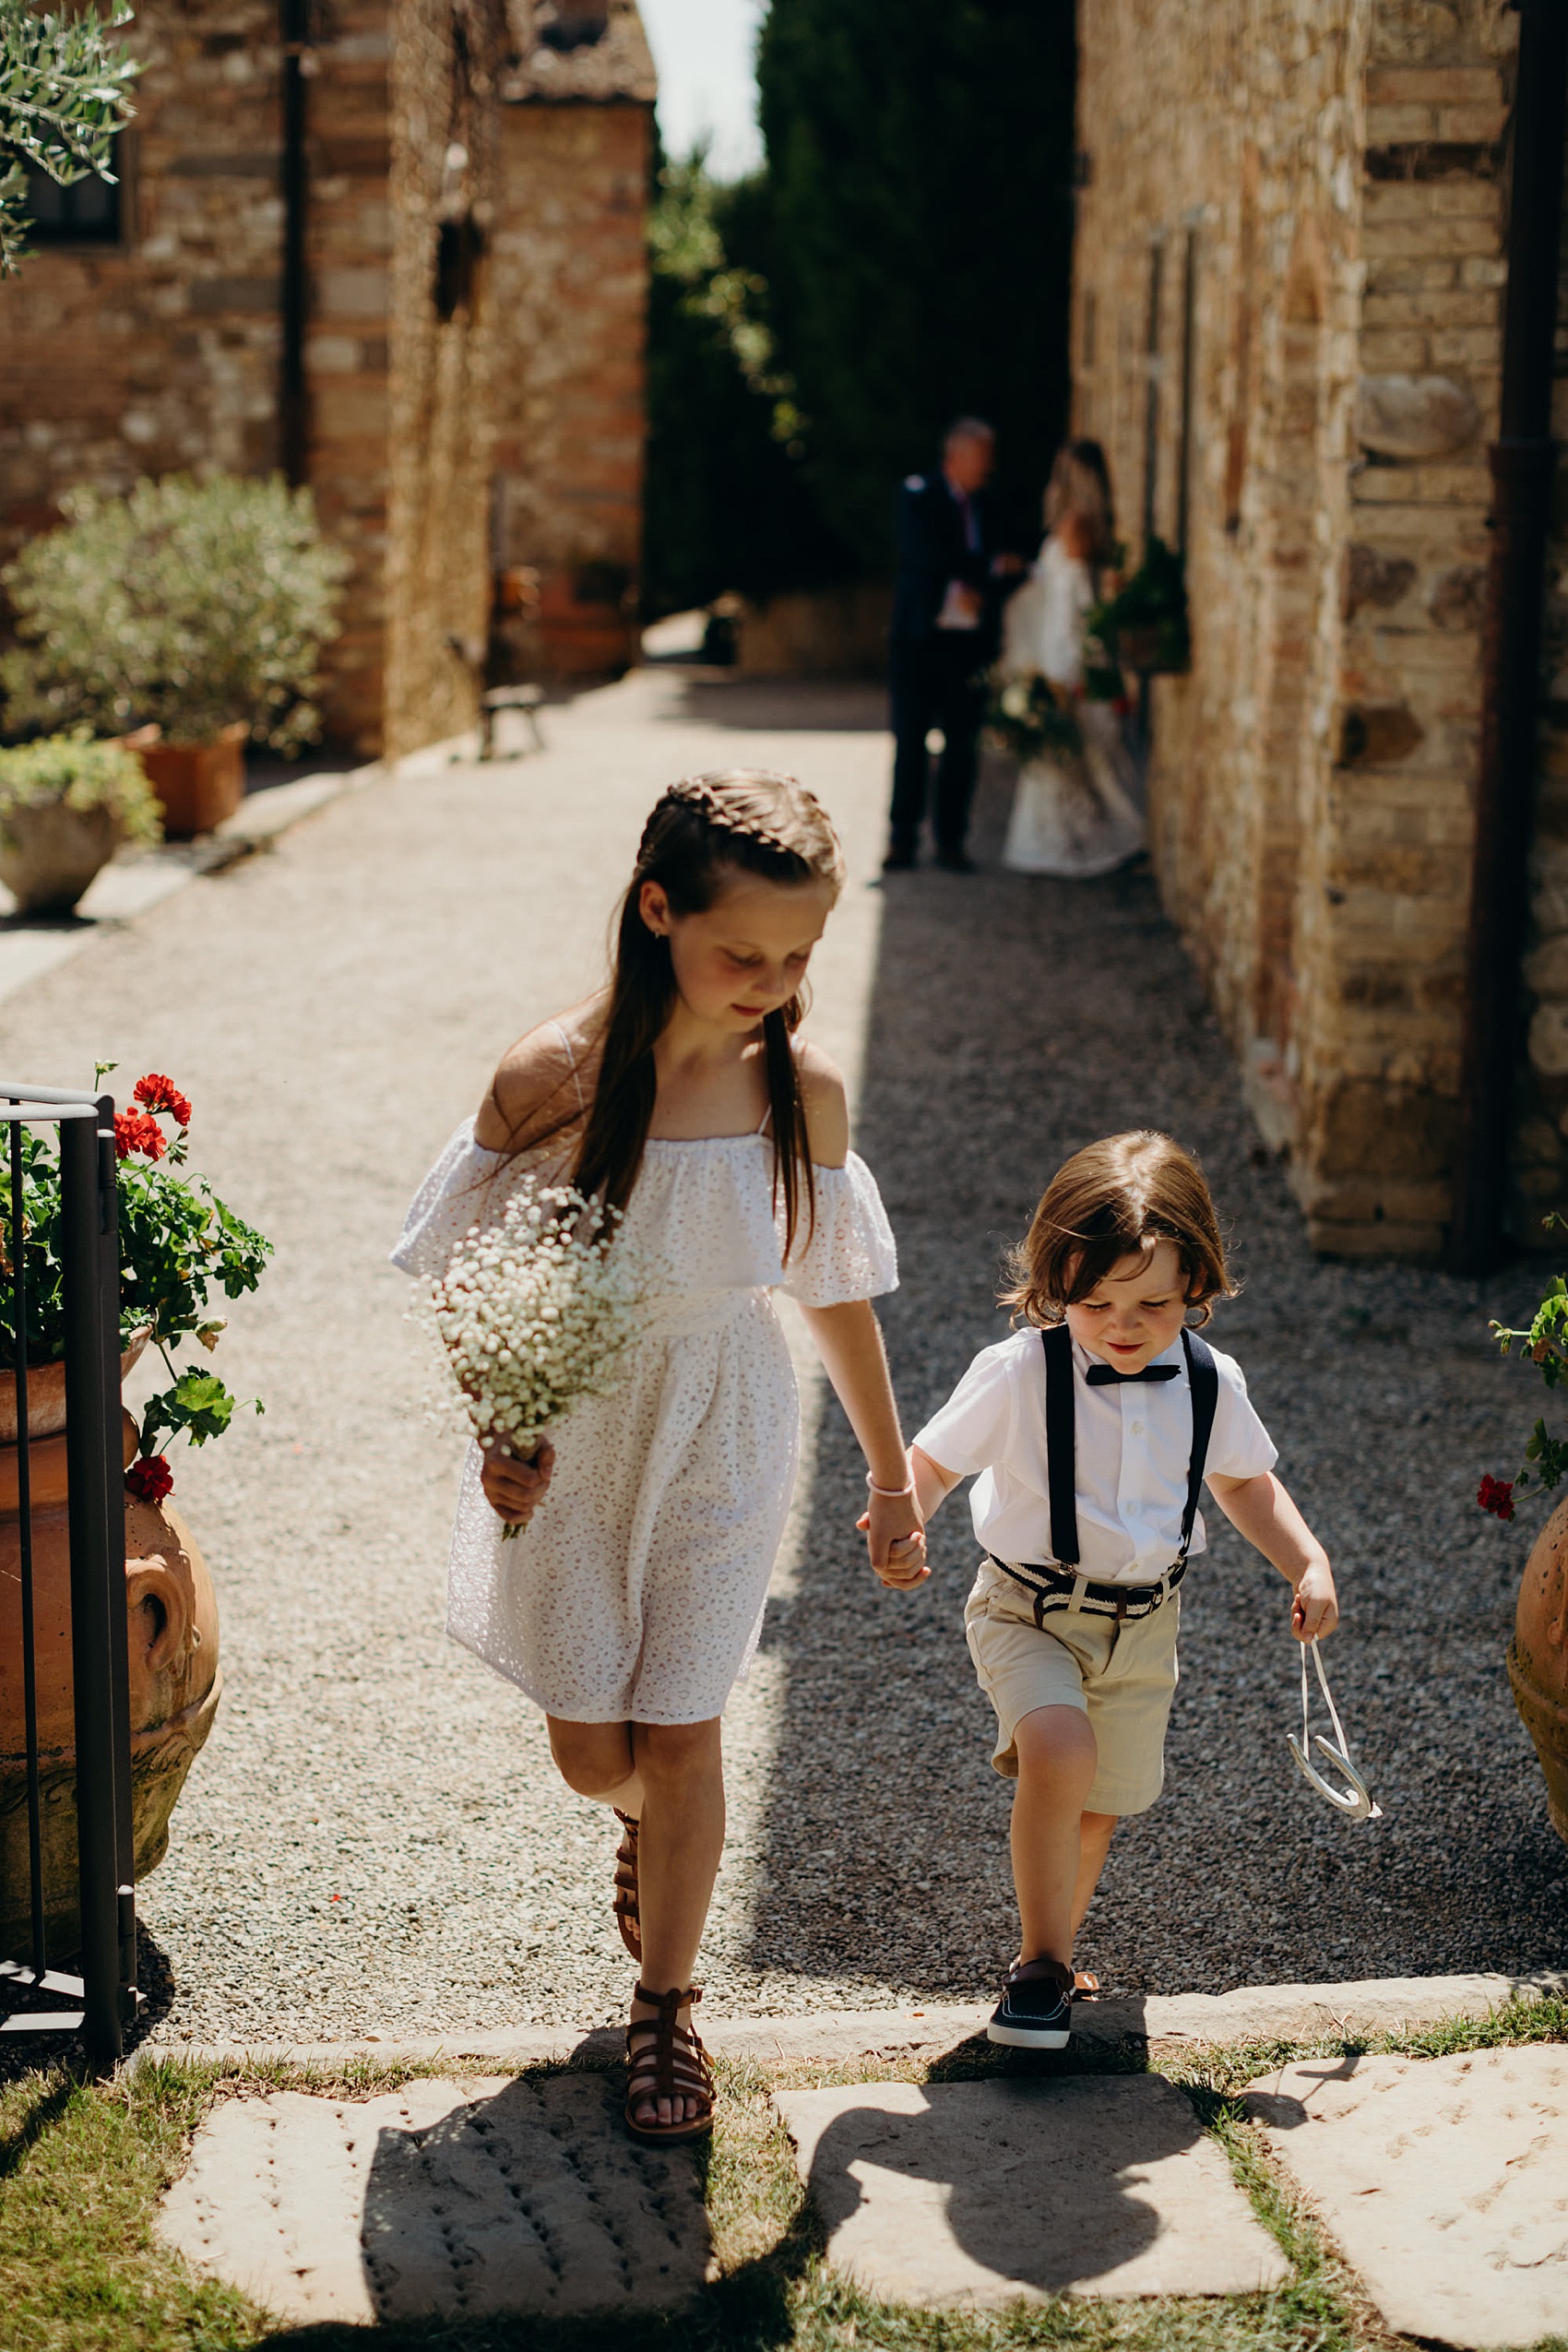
top-left (573, 769), bottom-right (846, 1257)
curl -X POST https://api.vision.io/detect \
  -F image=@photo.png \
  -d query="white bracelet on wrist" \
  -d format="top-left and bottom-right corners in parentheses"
top-left (866, 1471), bottom-right (915, 1499)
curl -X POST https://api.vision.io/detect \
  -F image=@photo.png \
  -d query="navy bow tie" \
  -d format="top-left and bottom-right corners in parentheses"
top-left (1085, 1360), bottom-right (1180, 1385)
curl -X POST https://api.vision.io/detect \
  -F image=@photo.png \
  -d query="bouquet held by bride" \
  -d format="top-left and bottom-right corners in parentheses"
top-left (991, 440), bottom-right (1145, 879)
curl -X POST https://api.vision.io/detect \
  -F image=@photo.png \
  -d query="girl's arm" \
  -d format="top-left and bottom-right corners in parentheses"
top-left (1206, 1469), bottom-right (1338, 1640)
top-left (801, 1300), bottom-right (927, 1587)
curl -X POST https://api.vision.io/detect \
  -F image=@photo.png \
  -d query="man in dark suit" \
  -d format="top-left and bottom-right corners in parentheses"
top-left (885, 417), bottom-right (1020, 873)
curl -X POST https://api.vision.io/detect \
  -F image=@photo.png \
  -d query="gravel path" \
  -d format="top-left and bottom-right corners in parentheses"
top-left (2, 669), bottom-right (1561, 2044)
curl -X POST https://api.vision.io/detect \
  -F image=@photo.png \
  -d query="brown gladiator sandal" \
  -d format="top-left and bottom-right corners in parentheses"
top-left (612, 1809), bottom-right (641, 1961)
top-left (1074, 1971), bottom-right (1102, 2000)
top-left (624, 1985), bottom-right (715, 2145)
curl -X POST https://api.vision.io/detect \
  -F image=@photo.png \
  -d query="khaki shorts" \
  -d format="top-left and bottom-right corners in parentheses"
top-left (964, 1557), bottom-right (1181, 1816)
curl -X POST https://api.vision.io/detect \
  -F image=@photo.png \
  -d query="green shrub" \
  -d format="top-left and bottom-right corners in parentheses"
top-left (0, 730), bottom-right (161, 848)
top-left (1, 472), bottom-right (351, 752)
top-left (0, 0), bottom-right (139, 275)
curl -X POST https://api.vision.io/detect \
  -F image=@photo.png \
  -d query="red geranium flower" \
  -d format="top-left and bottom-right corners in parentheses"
top-left (113, 1111), bottom-right (167, 1162)
top-left (125, 1454), bottom-right (173, 1504)
top-left (1477, 1474), bottom-right (1515, 1522)
top-left (134, 1072), bottom-right (192, 1127)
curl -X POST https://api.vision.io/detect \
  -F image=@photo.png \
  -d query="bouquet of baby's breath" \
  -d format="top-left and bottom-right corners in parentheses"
top-left (430, 1179), bottom-right (650, 1538)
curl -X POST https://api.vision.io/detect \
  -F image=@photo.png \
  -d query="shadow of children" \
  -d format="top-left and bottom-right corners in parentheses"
top-left (778, 2070), bottom-right (1288, 2307)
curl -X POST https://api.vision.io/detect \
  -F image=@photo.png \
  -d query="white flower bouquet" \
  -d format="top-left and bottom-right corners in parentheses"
top-left (430, 1179), bottom-right (651, 1538)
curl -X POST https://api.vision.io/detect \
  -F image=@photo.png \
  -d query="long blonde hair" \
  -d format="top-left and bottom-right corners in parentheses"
top-left (1044, 438), bottom-right (1115, 565)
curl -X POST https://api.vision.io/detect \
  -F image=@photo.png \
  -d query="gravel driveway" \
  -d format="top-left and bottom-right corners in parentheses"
top-left (2, 668), bottom-right (1560, 2043)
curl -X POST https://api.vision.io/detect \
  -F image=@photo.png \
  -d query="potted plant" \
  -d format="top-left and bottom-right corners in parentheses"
top-left (1088, 534), bottom-right (1190, 676)
top-left (0, 472), bottom-right (350, 837)
top-left (1479, 1267), bottom-right (1568, 1846)
top-left (0, 730), bottom-right (161, 915)
top-left (0, 1069), bottom-right (270, 1954)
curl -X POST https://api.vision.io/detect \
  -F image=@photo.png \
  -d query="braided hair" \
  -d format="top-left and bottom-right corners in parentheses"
top-left (574, 769), bottom-right (846, 1259)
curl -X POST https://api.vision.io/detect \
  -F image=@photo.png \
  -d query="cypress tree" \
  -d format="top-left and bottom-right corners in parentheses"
top-left (755, 0), bottom-right (1076, 573)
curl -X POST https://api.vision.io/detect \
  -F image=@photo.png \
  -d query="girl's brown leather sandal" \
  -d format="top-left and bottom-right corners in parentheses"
top-left (612, 1809), bottom-right (641, 1960)
top-left (624, 1985), bottom-right (715, 2144)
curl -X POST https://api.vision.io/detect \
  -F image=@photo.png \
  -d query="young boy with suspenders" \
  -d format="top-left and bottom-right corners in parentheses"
top-left (901, 1132), bottom-right (1338, 2049)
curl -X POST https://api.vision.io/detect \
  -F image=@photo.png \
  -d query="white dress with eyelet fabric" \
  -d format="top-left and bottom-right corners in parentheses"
top-left (393, 1113), bottom-right (897, 1724)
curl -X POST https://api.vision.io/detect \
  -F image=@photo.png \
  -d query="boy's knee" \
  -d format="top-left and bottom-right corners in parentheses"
top-left (1014, 1705), bottom-right (1097, 1785)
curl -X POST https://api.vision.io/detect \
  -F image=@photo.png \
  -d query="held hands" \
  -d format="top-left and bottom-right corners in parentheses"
top-left (1291, 1558), bottom-right (1339, 1643)
top-left (856, 1483), bottom-right (929, 1591)
top-left (481, 1437), bottom-right (556, 1532)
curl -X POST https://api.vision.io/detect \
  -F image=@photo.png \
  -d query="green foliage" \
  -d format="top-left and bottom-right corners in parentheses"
top-left (1088, 536), bottom-right (1191, 671)
top-left (0, 473), bottom-right (351, 752)
top-left (755, 0), bottom-right (1075, 575)
top-left (0, 1076), bottom-right (270, 1467)
top-left (644, 152), bottom-right (851, 614)
top-left (0, 0), bottom-right (139, 275)
top-left (1490, 1265), bottom-right (1568, 1497)
top-left (0, 730), bottom-right (161, 848)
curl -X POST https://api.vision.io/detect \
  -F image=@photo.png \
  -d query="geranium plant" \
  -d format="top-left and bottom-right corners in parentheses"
top-left (0, 1069), bottom-right (270, 1499)
top-left (0, 473), bottom-right (350, 753)
top-left (1479, 1258), bottom-right (1568, 1524)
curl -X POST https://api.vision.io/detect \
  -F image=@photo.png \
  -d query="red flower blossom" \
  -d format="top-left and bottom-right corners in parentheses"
top-left (134, 1072), bottom-right (192, 1127)
top-left (113, 1111), bottom-right (167, 1162)
top-left (1478, 1474), bottom-right (1515, 1522)
top-left (125, 1454), bottom-right (173, 1505)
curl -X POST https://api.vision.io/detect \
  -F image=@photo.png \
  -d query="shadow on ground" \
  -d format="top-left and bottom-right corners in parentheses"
top-left (657, 677), bottom-right (887, 735)
top-left (743, 754), bottom-right (1568, 1997)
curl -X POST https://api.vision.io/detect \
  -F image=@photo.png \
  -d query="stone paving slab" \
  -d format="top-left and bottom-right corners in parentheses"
top-left (135, 1971), bottom-right (1565, 2078)
top-left (158, 2072), bottom-right (710, 2326)
top-left (1247, 2045), bottom-right (1568, 2348)
top-left (777, 2075), bottom-right (1289, 2308)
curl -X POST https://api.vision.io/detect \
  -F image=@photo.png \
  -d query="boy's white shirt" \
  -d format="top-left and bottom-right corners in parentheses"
top-left (913, 1328), bottom-right (1277, 1586)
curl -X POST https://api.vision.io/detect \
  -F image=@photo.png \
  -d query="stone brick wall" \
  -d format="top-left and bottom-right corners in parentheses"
top-left (0, 0), bottom-right (653, 753)
top-left (490, 3), bottom-right (654, 679)
top-left (0, 0), bottom-right (286, 553)
top-left (1072, 0), bottom-right (1522, 1259)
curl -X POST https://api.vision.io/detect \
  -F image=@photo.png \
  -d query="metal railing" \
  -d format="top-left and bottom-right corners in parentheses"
top-left (1, 1084), bottom-right (138, 2065)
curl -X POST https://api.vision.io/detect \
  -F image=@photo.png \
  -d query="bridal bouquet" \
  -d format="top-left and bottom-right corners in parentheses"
top-left (430, 1180), bottom-right (650, 1538)
top-left (985, 668), bottom-right (1084, 762)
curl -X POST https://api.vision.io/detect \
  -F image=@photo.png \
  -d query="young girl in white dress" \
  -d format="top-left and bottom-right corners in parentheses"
top-left (1002, 438), bottom-right (1146, 879)
top-left (394, 770), bottom-right (926, 2144)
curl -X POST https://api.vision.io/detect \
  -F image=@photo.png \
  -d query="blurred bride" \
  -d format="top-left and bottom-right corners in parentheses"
top-left (1001, 439), bottom-right (1145, 877)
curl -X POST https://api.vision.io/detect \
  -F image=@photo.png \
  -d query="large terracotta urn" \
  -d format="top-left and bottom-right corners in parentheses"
top-left (1509, 1495), bottom-right (1568, 1847)
top-left (0, 1364), bottom-right (220, 1958)
top-left (137, 721), bottom-right (247, 838)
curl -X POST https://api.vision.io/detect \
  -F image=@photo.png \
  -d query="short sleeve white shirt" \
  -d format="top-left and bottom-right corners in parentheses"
top-left (912, 1327), bottom-right (1277, 1585)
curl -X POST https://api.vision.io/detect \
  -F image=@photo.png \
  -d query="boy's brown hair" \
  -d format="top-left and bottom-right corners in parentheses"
top-left (1002, 1131), bottom-right (1233, 1327)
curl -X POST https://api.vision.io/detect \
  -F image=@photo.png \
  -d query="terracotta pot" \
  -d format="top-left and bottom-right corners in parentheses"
top-left (136, 722), bottom-right (247, 838)
top-left (0, 800), bottom-right (117, 916)
top-left (1508, 1493), bottom-right (1568, 1847)
top-left (535, 573), bottom-right (636, 680)
top-left (0, 1402), bottom-right (220, 1958)
top-left (0, 1329), bottom-right (151, 1445)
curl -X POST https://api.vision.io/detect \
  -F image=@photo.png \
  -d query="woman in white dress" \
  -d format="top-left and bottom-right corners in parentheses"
top-left (1002, 439), bottom-right (1146, 878)
top-left (395, 771), bottom-right (925, 2144)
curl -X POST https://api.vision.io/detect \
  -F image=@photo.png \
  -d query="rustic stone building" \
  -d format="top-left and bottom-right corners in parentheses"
top-left (1072, 0), bottom-right (1566, 1260)
top-left (0, 0), bottom-right (653, 758)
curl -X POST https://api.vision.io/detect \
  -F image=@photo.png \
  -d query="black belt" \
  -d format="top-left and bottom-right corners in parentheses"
top-left (988, 1552), bottom-right (1187, 1623)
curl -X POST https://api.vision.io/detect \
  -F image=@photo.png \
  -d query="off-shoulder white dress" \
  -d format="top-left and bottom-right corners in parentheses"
top-left (394, 1118), bottom-right (897, 1724)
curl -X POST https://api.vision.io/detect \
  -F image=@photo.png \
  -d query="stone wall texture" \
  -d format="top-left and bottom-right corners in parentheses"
top-left (489, 99), bottom-right (650, 681)
top-left (0, 0), bottom-right (652, 757)
top-left (1071, 0), bottom-right (1545, 1259)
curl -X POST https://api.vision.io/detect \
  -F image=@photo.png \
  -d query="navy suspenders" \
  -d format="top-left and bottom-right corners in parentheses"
top-left (1036, 1322), bottom-right (1219, 1574)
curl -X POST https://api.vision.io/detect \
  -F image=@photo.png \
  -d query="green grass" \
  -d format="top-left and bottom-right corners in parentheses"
top-left (1, 1998), bottom-right (1566, 2352)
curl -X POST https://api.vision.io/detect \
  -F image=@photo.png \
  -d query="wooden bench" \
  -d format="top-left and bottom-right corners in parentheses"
top-left (478, 682), bottom-right (546, 761)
